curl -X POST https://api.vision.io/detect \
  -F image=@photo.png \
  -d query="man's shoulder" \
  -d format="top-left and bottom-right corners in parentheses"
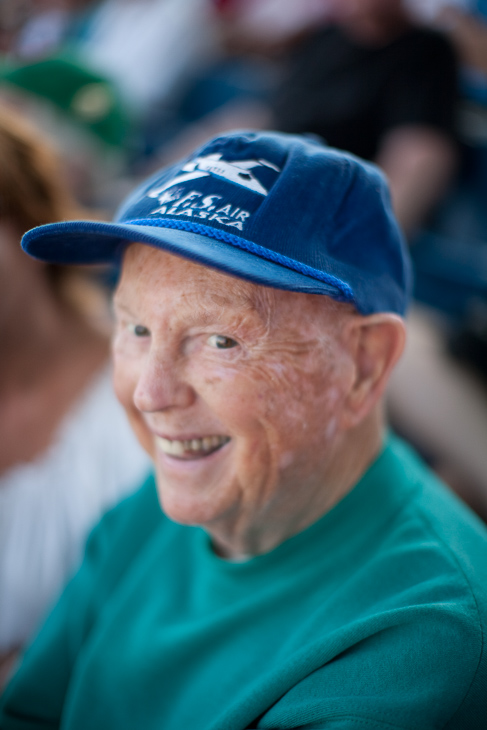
top-left (265, 438), bottom-right (487, 728)
top-left (382, 434), bottom-right (487, 580)
top-left (395, 24), bottom-right (458, 68)
top-left (357, 435), bottom-right (487, 636)
top-left (378, 436), bottom-right (487, 676)
top-left (388, 433), bottom-right (487, 568)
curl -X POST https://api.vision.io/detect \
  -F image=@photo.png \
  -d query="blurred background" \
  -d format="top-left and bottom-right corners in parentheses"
top-left (1, 0), bottom-right (487, 685)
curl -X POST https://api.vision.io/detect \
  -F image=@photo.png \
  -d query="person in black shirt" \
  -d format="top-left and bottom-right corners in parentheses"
top-left (271, 0), bottom-right (459, 237)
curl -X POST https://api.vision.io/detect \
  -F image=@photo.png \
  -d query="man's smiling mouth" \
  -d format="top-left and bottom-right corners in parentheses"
top-left (155, 435), bottom-right (230, 460)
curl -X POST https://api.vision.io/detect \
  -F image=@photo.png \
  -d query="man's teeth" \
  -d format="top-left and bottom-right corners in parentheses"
top-left (155, 435), bottom-right (229, 457)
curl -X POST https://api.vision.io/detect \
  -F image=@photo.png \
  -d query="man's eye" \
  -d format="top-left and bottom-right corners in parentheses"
top-left (128, 323), bottom-right (150, 337)
top-left (207, 334), bottom-right (238, 349)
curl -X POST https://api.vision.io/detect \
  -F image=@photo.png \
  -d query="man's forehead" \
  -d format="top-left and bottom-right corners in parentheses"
top-left (117, 242), bottom-right (351, 331)
top-left (118, 243), bottom-right (275, 312)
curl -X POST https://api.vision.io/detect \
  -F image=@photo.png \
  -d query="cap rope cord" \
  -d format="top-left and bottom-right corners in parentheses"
top-left (123, 217), bottom-right (356, 303)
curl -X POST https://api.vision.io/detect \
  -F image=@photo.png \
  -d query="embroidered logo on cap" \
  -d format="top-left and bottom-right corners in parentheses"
top-left (148, 153), bottom-right (280, 198)
top-left (144, 153), bottom-right (282, 231)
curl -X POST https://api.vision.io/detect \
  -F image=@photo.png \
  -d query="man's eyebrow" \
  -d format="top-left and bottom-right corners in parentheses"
top-left (112, 299), bottom-right (135, 317)
top-left (205, 279), bottom-right (275, 315)
top-left (206, 291), bottom-right (254, 309)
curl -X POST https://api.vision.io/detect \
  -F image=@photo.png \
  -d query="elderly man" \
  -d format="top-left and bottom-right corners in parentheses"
top-left (1, 131), bottom-right (486, 729)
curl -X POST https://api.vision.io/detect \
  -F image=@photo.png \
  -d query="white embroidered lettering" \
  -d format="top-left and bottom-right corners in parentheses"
top-left (176, 191), bottom-right (201, 208)
top-left (149, 189), bottom-right (251, 230)
top-left (216, 204), bottom-right (232, 215)
top-left (150, 205), bottom-right (167, 215)
top-left (192, 194), bottom-right (222, 210)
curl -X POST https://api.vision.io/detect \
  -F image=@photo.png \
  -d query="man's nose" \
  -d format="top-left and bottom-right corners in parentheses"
top-left (133, 348), bottom-right (195, 413)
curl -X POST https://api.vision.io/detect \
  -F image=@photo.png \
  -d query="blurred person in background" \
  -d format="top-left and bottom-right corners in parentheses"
top-left (0, 0), bottom-right (221, 165)
top-left (406, 0), bottom-right (487, 78)
top-left (445, 5), bottom-right (487, 75)
top-left (213, 0), bottom-right (333, 53)
top-left (0, 61), bottom-right (133, 210)
top-left (270, 0), bottom-right (460, 238)
top-left (9, 0), bottom-right (95, 60)
top-left (386, 1), bottom-right (487, 520)
top-left (0, 0), bottom-right (95, 59)
top-left (0, 1), bottom-right (31, 54)
top-left (0, 104), bottom-right (150, 688)
top-left (71, 0), bottom-right (220, 158)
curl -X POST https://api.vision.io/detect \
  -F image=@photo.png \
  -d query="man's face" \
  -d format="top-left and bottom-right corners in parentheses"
top-left (113, 244), bottom-right (356, 554)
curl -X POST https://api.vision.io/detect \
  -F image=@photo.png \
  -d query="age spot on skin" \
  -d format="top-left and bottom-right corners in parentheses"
top-left (279, 451), bottom-right (295, 470)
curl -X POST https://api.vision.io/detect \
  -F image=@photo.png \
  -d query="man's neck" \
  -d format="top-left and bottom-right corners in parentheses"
top-left (210, 410), bottom-right (385, 560)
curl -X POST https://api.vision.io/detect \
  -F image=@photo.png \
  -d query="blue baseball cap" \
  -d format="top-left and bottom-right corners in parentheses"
top-left (22, 130), bottom-right (411, 315)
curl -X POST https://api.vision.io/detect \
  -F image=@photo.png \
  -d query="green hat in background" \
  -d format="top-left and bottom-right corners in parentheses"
top-left (0, 55), bottom-right (130, 147)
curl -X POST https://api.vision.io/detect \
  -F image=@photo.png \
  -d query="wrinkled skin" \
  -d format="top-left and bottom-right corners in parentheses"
top-left (113, 244), bottom-right (382, 557)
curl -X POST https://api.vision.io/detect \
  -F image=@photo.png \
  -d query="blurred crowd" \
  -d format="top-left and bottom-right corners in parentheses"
top-left (1, 0), bottom-right (487, 687)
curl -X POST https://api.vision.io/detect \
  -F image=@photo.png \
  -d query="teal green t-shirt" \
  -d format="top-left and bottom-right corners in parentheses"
top-left (1, 435), bottom-right (487, 729)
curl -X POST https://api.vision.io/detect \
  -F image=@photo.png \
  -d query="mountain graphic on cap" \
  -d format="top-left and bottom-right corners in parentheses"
top-left (149, 154), bottom-right (281, 198)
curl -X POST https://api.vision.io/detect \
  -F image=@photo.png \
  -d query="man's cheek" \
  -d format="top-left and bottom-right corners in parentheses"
top-left (122, 410), bottom-right (154, 457)
top-left (112, 366), bottom-right (129, 407)
top-left (112, 360), bottom-right (140, 413)
top-left (111, 367), bottom-right (151, 453)
top-left (210, 387), bottom-right (269, 435)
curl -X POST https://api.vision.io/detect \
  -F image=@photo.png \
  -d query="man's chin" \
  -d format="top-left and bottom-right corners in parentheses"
top-left (153, 464), bottom-right (237, 530)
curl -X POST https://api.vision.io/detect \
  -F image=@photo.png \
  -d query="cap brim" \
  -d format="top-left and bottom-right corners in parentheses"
top-left (22, 220), bottom-right (347, 298)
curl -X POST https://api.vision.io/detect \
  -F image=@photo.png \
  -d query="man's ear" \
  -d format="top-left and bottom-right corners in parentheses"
top-left (341, 313), bottom-right (406, 428)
